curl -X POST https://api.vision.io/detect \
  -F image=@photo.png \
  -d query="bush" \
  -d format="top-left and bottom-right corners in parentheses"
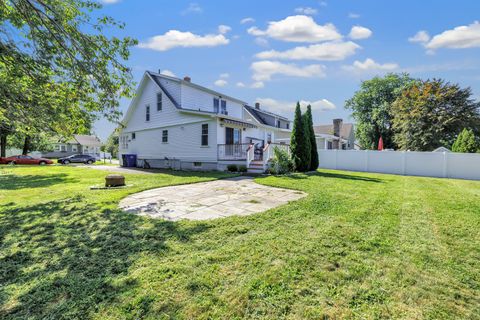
top-left (270, 147), bottom-right (294, 175)
top-left (238, 165), bottom-right (247, 173)
top-left (227, 164), bottom-right (238, 172)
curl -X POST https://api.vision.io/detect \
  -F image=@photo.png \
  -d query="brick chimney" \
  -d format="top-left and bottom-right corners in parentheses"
top-left (255, 102), bottom-right (260, 109)
top-left (332, 118), bottom-right (343, 149)
top-left (183, 76), bottom-right (191, 82)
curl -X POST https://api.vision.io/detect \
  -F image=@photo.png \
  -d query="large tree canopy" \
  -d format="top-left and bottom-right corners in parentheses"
top-left (345, 73), bottom-right (415, 150)
top-left (0, 0), bottom-right (136, 155)
top-left (392, 79), bottom-right (480, 151)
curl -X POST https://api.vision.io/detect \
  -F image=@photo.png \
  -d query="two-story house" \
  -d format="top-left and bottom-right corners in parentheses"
top-left (119, 71), bottom-right (291, 172)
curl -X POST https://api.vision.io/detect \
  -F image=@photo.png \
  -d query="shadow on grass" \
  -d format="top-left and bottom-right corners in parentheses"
top-left (0, 197), bottom-right (209, 319)
top-left (0, 174), bottom-right (77, 190)
top-left (288, 170), bottom-right (383, 183)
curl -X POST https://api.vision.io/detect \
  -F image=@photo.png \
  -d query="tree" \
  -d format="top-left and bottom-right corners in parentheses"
top-left (291, 102), bottom-right (309, 172)
top-left (0, 0), bottom-right (136, 155)
top-left (302, 109), bottom-right (312, 171)
top-left (451, 128), bottom-right (479, 153)
top-left (303, 105), bottom-right (318, 170)
top-left (392, 79), bottom-right (480, 151)
top-left (345, 73), bottom-right (415, 150)
top-left (103, 129), bottom-right (119, 158)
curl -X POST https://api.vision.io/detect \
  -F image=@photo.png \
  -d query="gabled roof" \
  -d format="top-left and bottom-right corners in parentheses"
top-left (146, 71), bottom-right (247, 106)
top-left (73, 135), bottom-right (102, 147)
top-left (244, 105), bottom-right (289, 124)
top-left (313, 123), bottom-right (354, 139)
top-left (146, 71), bottom-right (181, 108)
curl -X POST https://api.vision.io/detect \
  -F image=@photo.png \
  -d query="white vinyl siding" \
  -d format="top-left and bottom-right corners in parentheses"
top-left (125, 120), bottom-right (217, 161)
top-left (180, 84), bottom-right (244, 118)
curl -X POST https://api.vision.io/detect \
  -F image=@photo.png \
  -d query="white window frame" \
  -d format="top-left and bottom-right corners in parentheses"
top-left (72, 145), bottom-right (78, 152)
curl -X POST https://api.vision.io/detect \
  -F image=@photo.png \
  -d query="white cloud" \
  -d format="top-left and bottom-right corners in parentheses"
top-left (251, 81), bottom-right (265, 89)
top-left (236, 82), bottom-right (246, 87)
top-left (294, 7), bottom-right (318, 15)
top-left (251, 60), bottom-right (326, 82)
top-left (254, 37), bottom-right (269, 47)
top-left (101, 0), bottom-right (121, 4)
top-left (319, 1), bottom-right (328, 7)
top-left (255, 41), bottom-right (360, 61)
top-left (348, 13), bottom-right (360, 19)
top-left (408, 30), bottom-right (430, 43)
top-left (256, 98), bottom-right (336, 113)
top-left (214, 79), bottom-right (228, 87)
top-left (181, 2), bottom-right (202, 15)
top-left (138, 29), bottom-right (229, 51)
top-left (247, 15), bottom-right (341, 42)
top-left (342, 58), bottom-right (399, 72)
top-left (218, 25), bottom-right (232, 34)
top-left (349, 26), bottom-right (372, 40)
top-left (424, 21), bottom-right (480, 50)
top-left (219, 73), bottom-right (229, 78)
top-left (240, 17), bottom-right (255, 24)
top-left (160, 70), bottom-right (176, 77)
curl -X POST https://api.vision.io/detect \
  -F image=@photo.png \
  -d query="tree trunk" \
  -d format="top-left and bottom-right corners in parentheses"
top-left (22, 135), bottom-right (31, 155)
top-left (0, 132), bottom-right (6, 158)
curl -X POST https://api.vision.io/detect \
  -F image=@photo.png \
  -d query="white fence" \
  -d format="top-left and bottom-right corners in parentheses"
top-left (318, 150), bottom-right (480, 181)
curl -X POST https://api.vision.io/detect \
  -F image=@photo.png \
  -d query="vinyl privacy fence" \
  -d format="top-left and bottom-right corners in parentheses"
top-left (318, 150), bottom-right (480, 180)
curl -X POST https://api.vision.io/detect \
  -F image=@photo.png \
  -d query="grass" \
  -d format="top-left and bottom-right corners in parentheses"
top-left (0, 166), bottom-right (479, 319)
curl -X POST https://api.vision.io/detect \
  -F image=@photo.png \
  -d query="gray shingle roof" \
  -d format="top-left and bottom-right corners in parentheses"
top-left (73, 135), bottom-right (102, 147)
top-left (313, 123), bottom-right (354, 139)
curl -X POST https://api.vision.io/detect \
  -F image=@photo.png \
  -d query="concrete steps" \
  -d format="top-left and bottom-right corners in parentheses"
top-left (248, 161), bottom-right (264, 173)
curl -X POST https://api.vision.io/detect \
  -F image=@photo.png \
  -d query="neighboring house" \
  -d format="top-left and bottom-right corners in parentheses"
top-left (119, 71), bottom-right (291, 172)
top-left (313, 119), bottom-right (355, 150)
top-left (42, 135), bottom-right (103, 158)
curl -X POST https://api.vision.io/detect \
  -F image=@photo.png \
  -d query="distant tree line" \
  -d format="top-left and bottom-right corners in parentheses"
top-left (346, 73), bottom-right (480, 152)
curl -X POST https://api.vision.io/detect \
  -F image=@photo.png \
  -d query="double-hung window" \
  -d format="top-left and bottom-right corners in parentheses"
top-left (146, 105), bottom-right (150, 121)
top-left (157, 93), bottom-right (162, 111)
top-left (201, 124), bottom-right (208, 146)
top-left (213, 98), bottom-right (219, 113)
top-left (162, 130), bottom-right (168, 143)
top-left (220, 100), bottom-right (227, 115)
top-left (132, 132), bottom-right (136, 140)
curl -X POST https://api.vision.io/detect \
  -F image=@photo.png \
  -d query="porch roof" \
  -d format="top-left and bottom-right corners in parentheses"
top-left (220, 118), bottom-right (257, 128)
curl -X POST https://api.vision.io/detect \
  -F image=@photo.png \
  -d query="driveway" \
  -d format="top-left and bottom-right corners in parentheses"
top-left (119, 176), bottom-right (307, 220)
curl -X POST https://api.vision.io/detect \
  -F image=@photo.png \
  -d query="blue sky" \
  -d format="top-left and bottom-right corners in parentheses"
top-left (94, 0), bottom-right (480, 140)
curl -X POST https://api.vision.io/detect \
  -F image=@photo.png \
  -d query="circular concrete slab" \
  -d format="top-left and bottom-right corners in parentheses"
top-left (119, 176), bottom-right (307, 220)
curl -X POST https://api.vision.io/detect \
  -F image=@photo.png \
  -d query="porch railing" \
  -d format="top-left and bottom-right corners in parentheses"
top-left (262, 143), bottom-right (291, 170)
top-left (217, 143), bottom-right (252, 161)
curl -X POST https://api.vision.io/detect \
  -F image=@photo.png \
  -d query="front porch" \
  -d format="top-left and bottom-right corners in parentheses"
top-left (217, 143), bottom-right (290, 173)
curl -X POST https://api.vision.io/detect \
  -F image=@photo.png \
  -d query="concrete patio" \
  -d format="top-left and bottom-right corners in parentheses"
top-left (119, 176), bottom-right (307, 220)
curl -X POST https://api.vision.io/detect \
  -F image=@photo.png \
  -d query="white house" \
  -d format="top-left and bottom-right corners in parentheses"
top-left (119, 71), bottom-right (291, 172)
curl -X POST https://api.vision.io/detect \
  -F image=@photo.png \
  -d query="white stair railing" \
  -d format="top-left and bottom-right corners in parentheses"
top-left (246, 144), bottom-right (255, 168)
top-left (262, 143), bottom-right (271, 171)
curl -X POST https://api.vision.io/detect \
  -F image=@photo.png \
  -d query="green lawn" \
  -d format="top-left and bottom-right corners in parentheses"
top-left (0, 166), bottom-right (479, 319)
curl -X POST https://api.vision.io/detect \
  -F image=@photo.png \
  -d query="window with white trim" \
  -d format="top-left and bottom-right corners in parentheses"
top-left (162, 130), bottom-right (168, 143)
top-left (157, 93), bottom-right (162, 111)
top-left (146, 105), bottom-right (150, 121)
top-left (213, 98), bottom-right (219, 113)
top-left (72, 145), bottom-right (78, 152)
top-left (201, 124), bottom-right (208, 146)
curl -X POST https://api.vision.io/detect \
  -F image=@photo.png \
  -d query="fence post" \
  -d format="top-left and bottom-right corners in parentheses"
top-left (402, 151), bottom-right (406, 175)
top-left (443, 152), bottom-right (448, 178)
top-left (364, 150), bottom-right (369, 172)
top-left (334, 149), bottom-right (338, 170)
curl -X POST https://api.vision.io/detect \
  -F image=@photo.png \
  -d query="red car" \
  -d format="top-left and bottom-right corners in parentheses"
top-left (0, 155), bottom-right (53, 165)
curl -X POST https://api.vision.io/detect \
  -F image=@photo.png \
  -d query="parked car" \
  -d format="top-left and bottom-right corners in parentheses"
top-left (58, 154), bottom-right (96, 165)
top-left (0, 155), bottom-right (53, 165)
